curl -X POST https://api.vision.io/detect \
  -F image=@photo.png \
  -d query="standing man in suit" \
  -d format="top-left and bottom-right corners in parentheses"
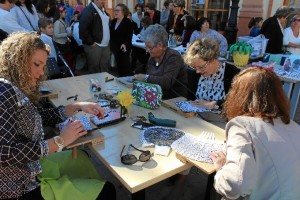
top-left (260, 6), bottom-right (291, 54)
top-left (79, 0), bottom-right (110, 73)
top-left (144, 2), bottom-right (160, 25)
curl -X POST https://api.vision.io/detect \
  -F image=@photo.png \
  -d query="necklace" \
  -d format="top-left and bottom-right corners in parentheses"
top-left (154, 50), bottom-right (166, 67)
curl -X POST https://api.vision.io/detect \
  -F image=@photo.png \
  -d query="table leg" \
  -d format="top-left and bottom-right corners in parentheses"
top-left (131, 189), bottom-right (145, 200)
top-left (290, 82), bottom-right (300, 120)
top-left (205, 172), bottom-right (216, 200)
top-left (283, 82), bottom-right (293, 100)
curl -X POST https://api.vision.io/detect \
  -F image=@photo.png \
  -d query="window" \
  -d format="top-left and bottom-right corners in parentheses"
top-left (188, 0), bottom-right (231, 32)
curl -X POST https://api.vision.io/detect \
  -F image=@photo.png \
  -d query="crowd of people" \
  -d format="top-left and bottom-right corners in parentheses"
top-left (1, 0), bottom-right (300, 200)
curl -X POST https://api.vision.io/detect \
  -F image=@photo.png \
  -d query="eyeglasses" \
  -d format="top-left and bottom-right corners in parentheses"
top-left (292, 19), bottom-right (300, 22)
top-left (120, 144), bottom-right (151, 165)
top-left (145, 45), bottom-right (155, 52)
top-left (191, 61), bottom-right (209, 72)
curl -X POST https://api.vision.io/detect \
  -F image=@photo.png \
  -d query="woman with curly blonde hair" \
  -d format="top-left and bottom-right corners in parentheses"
top-left (0, 32), bottom-right (116, 200)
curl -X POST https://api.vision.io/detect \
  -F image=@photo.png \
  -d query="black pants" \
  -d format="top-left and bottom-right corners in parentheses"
top-left (3, 182), bottom-right (116, 200)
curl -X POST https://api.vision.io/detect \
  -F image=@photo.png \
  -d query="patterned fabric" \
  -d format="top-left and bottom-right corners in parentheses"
top-left (0, 79), bottom-right (66, 199)
top-left (132, 81), bottom-right (162, 109)
top-left (175, 101), bottom-right (211, 113)
top-left (196, 63), bottom-right (225, 101)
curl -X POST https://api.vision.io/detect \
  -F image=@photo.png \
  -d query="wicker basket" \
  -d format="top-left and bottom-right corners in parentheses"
top-left (233, 52), bottom-right (250, 67)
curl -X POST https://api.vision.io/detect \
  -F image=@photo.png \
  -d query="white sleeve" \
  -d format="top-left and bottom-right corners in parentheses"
top-left (283, 28), bottom-right (291, 46)
top-left (0, 12), bottom-right (28, 33)
top-left (214, 120), bottom-right (258, 199)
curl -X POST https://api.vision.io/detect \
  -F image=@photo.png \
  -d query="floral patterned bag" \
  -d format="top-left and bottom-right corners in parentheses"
top-left (131, 81), bottom-right (162, 109)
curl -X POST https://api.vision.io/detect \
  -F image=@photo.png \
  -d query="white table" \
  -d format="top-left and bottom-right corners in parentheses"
top-left (44, 72), bottom-right (225, 194)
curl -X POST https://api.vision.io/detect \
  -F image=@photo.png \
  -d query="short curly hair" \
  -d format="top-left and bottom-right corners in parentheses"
top-left (184, 37), bottom-right (219, 64)
top-left (143, 24), bottom-right (168, 47)
top-left (0, 32), bottom-right (50, 104)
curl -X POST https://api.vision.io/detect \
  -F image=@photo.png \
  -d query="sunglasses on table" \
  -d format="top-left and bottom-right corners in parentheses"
top-left (120, 144), bottom-right (152, 165)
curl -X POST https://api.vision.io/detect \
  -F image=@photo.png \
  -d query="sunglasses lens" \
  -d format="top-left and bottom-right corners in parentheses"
top-left (139, 151), bottom-right (151, 162)
top-left (121, 154), bottom-right (138, 165)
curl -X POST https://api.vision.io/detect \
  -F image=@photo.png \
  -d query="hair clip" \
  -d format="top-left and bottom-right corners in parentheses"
top-left (59, 6), bottom-right (65, 12)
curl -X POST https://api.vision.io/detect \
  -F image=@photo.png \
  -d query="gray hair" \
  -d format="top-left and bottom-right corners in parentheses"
top-left (143, 24), bottom-right (168, 47)
top-left (274, 6), bottom-right (291, 18)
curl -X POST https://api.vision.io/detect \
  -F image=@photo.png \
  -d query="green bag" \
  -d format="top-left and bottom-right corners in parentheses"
top-left (132, 81), bottom-right (162, 109)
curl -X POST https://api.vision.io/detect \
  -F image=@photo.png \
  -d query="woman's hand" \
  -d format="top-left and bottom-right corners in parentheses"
top-left (210, 151), bottom-right (226, 171)
top-left (60, 120), bottom-right (87, 146)
top-left (120, 44), bottom-right (127, 52)
top-left (65, 102), bottom-right (104, 118)
top-left (191, 99), bottom-right (217, 110)
top-left (133, 74), bottom-right (145, 81)
top-left (78, 102), bottom-right (104, 118)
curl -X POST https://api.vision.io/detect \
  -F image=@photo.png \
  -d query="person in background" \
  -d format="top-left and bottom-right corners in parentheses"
top-left (144, 2), bottom-right (160, 25)
top-left (261, 5), bottom-right (291, 54)
top-left (127, 12), bottom-right (139, 35)
top-left (70, 11), bottom-right (82, 46)
top-left (35, 0), bottom-right (51, 19)
top-left (160, 0), bottom-right (173, 29)
top-left (0, 32), bottom-right (116, 200)
top-left (110, 4), bottom-right (133, 77)
top-left (75, 0), bottom-right (84, 13)
top-left (10, 0), bottom-right (39, 31)
top-left (283, 14), bottom-right (300, 54)
top-left (184, 37), bottom-right (240, 109)
top-left (134, 24), bottom-right (187, 100)
top-left (132, 3), bottom-right (144, 29)
top-left (180, 15), bottom-right (196, 47)
top-left (166, 0), bottom-right (185, 37)
top-left (0, 0), bottom-right (28, 33)
top-left (248, 16), bottom-right (263, 37)
top-left (131, 16), bottom-right (152, 74)
top-left (211, 67), bottom-right (300, 199)
top-left (79, 0), bottom-right (110, 73)
top-left (39, 17), bottom-right (57, 60)
top-left (53, 5), bottom-right (71, 54)
top-left (190, 17), bottom-right (228, 57)
top-left (64, 0), bottom-right (73, 26)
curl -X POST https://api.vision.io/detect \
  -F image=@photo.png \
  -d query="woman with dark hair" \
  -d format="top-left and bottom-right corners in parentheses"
top-left (10, 0), bottom-right (39, 31)
top-left (180, 15), bottom-right (196, 47)
top-left (132, 3), bottom-right (144, 29)
top-left (35, 0), bottom-right (50, 18)
top-left (110, 3), bottom-right (133, 77)
top-left (190, 17), bottom-right (228, 57)
top-left (211, 67), bottom-right (300, 199)
top-left (166, 0), bottom-right (185, 36)
top-left (144, 2), bottom-right (160, 25)
top-left (248, 17), bottom-right (263, 37)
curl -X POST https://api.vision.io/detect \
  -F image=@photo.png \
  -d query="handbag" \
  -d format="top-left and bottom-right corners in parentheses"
top-left (131, 81), bottom-right (162, 109)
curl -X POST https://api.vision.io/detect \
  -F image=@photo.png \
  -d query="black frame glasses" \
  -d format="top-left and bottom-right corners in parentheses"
top-left (191, 61), bottom-right (209, 72)
top-left (120, 144), bottom-right (151, 165)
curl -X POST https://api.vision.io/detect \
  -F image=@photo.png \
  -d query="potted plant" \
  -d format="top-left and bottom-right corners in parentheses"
top-left (229, 41), bottom-right (253, 67)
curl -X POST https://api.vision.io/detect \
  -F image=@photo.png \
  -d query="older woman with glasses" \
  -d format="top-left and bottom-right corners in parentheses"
top-left (283, 14), bottom-right (300, 54)
top-left (133, 24), bottom-right (187, 100)
top-left (184, 37), bottom-right (240, 110)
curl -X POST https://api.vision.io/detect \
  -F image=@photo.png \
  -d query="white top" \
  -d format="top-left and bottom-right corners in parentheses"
top-left (40, 33), bottom-right (57, 60)
top-left (92, 3), bottom-right (110, 47)
top-left (10, 4), bottom-right (39, 31)
top-left (0, 7), bottom-right (28, 33)
top-left (71, 22), bottom-right (82, 46)
top-left (283, 27), bottom-right (300, 54)
top-left (215, 116), bottom-right (300, 200)
top-left (132, 12), bottom-right (144, 28)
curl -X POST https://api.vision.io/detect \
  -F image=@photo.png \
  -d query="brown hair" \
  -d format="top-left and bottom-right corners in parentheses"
top-left (223, 67), bottom-right (290, 124)
top-left (0, 32), bottom-right (50, 104)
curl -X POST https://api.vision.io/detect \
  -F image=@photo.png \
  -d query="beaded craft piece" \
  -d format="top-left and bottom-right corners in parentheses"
top-left (140, 126), bottom-right (186, 147)
top-left (57, 115), bottom-right (93, 131)
top-left (175, 101), bottom-right (211, 113)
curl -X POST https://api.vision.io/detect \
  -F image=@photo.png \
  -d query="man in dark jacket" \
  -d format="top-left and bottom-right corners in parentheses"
top-left (260, 6), bottom-right (291, 54)
top-left (79, 0), bottom-right (110, 73)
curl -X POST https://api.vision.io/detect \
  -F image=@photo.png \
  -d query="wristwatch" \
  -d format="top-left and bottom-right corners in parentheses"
top-left (213, 104), bottom-right (219, 110)
top-left (53, 136), bottom-right (64, 152)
